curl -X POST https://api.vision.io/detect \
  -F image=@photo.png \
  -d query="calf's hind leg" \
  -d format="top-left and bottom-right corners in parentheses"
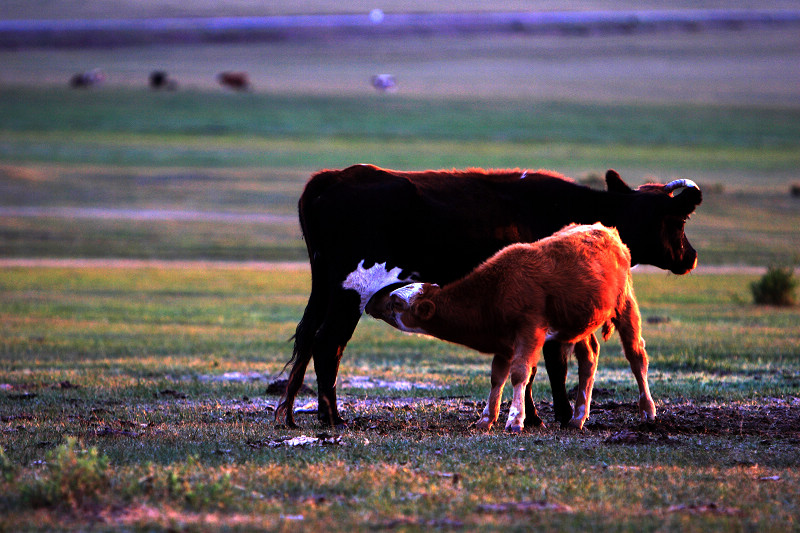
top-left (505, 332), bottom-right (545, 433)
top-left (615, 295), bottom-right (656, 421)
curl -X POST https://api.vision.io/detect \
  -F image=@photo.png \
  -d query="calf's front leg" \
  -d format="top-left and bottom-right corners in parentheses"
top-left (477, 353), bottom-right (511, 430)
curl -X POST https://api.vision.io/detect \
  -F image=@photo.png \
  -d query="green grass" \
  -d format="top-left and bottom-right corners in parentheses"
top-left (2, 87), bottom-right (800, 264)
top-left (0, 265), bottom-right (798, 531)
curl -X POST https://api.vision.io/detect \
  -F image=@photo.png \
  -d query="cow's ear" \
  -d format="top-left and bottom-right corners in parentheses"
top-left (605, 169), bottom-right (632, 194)
top-left (412, 299), bottom-right (436, 321)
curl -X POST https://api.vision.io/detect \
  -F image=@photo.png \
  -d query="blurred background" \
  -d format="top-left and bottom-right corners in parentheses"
top-left (1, 1), bottom-right (799, 265)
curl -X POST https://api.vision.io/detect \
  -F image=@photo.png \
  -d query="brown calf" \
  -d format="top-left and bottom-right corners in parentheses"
top-left (357, 223), bottom-right (655, 432)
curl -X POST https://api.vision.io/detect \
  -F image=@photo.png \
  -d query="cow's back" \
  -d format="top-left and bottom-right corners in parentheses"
top-left (298, 164), bottom-right (577, 283)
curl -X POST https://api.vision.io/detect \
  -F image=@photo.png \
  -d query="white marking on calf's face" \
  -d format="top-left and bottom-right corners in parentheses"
top-left (341, 260), bottom-right (410, 313)
top-left (389, 283), bottom-right (430, 334)
top-left (390, 283), bottom-right (425, 304)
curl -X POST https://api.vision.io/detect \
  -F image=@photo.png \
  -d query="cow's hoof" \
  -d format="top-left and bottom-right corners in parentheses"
top-left (318, 417), bottom-right (347, 428)
top-left (524, 413), bottom-right (545, 428)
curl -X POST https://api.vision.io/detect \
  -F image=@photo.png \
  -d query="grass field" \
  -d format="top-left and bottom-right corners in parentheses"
top-left (1, 265), bottom-right (798, 531)
top-left (1, 6), bottom-right (799, 530)
top-left (1, 86), bottom-right (799, 264)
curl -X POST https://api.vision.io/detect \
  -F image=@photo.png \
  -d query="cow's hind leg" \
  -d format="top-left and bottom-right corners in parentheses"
top-left (276, 283), bottom-right (328, 428)
top-left (312, 288), bottom-right (363, 427)
top-left (544, 340), bottom-right (574, 427)
top-left (568, 335), bottom-right (599, 430)
top-left (477, 353), bottom-right (511, 431)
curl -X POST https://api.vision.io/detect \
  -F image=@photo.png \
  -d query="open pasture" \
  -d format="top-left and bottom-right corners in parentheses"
top-left (1, 5), bottom-right (800, 529)
top-left (1, 87), bottom-right (800, 265)
top-left (1, 263), bottom-right (799, 531)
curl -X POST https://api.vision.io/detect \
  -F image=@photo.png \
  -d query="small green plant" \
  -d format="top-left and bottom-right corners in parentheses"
top-left (22, 437), bottom-right (110, 511)
top-left (750, 265), bottom-right (798, 306)
top-left (0, 445), bottom-right (16, 482)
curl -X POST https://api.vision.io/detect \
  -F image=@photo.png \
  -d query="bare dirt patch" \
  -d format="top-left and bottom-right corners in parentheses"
top-left (286, 394), bottom-right (800, 443)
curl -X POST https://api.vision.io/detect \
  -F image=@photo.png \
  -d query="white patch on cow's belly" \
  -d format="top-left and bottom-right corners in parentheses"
top-left (342, 260), bottom-right (411, 313)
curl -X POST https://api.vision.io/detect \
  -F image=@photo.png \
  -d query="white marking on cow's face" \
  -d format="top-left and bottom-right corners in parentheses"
top-left (342, 260), bottom-right (410, 313)
top-left (520, 170), bottom-right (528, 180)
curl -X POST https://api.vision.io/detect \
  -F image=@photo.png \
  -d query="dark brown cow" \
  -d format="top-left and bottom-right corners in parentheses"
top-left (217, 71), bottom-right (250, 91)
top-left (362, 224), bottom-right (653, 432)
top-left (277, 165), bottom-right (702, 428)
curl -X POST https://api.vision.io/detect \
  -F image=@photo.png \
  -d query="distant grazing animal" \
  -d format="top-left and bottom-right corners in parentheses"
top-left (69, 69), bottom-right (106, 88)
top-left (371, 74), bottom-right (397, 92)
top-left (361, 223), bottom-right (654, 432)
top-left (149, 71), bottom-right (178, 90)
top-left (277, 164), bottom-right (701, 428)
top-left (217, 71), bottom-right (250, 91)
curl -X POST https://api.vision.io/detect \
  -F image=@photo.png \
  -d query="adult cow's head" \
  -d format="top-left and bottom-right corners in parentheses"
top-left (605, 170), bottom-right (702, 275)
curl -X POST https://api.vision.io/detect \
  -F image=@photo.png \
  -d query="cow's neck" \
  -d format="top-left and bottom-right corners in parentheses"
top-left (555, 185), bottom-right (623, 229)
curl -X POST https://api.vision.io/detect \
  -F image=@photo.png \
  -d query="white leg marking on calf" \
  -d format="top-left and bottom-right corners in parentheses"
top-left (504, 382), bottom-right (527, 433)
top-left (477, 404), bottom-right (494, 431)
top-left (569, 390), bottom-right (588, 430)
top-left (342, 260), bottom-right (410, 313)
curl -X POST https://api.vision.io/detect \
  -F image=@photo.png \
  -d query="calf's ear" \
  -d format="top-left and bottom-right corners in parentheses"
top-left (605, 169), bottom-right (632, 194)
top-left (412, 299), bottom-right (436, 321)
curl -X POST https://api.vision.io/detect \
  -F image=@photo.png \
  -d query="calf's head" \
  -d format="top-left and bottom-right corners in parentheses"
top-left (365, 282), bottom-right (437, 334)
top-left (606, 171), bottom-right (702, 275)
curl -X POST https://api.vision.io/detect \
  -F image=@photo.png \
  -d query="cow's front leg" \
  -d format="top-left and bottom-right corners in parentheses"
top-left (505, 333), bottom-right (544, 433)
top-left (544, 340), bottom-right (574, 427)
top-left (477, 353), bottom-right (511, 430)
top-left (568, 335), bottom-right (599, 430)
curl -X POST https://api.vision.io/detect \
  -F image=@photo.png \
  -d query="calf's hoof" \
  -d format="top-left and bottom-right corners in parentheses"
top-left (476, 417), bottom-right (494, 431)
top-left (639, 411), bottom-right (657, 423)
top-left (639, 398), bottom-right (657, 422)
top-left (567, 418), bottom-right (585, 431)
top-left (505, 421), bottom-right (524, 434)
